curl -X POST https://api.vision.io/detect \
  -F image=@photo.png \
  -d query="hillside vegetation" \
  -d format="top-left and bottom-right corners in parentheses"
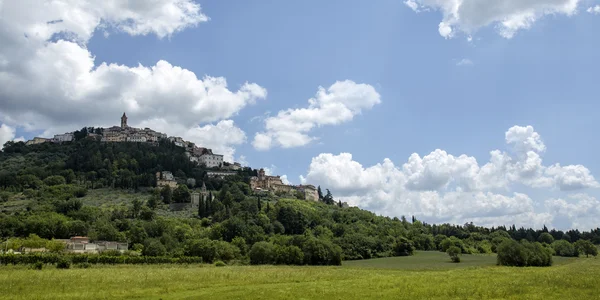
top-left (1, 140), bottom-right (599, 267)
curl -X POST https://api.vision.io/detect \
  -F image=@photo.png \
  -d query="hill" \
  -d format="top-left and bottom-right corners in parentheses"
top-left (1, 140), bottom-right (599, 266)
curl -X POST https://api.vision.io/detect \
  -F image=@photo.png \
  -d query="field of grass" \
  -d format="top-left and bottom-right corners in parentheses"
top-left (344, 251), bottom-right (575, 270)
top-left (1, 252), bottom-right (597, 300)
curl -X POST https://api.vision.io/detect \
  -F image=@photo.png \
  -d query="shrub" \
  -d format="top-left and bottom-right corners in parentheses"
top-left (56, 258), bottom-right (71, 269)
top-left (440, 237), bottom-right (465, 253)
top-left (275, 245), bottom-right (305, 265)
top-left (249, 241), bottom-right (275, 265)
top-left (0, 191), bottom-right (10, 203)
top-left (31, 262), bottom-right (44, 270)
top-left (78, 262), bottom-right (91, 269)
top-left (497, 240), bottom-right (552, 267)
top-left (214, 260), bottom-right (226, 267)
top-left (447, 246), bottom-right (461, 263)
top-left (143, 239), bottom-right (166, 257)
top-left (552, 240), bottom-right (578, 257)
top-left (393, 237), bottom-right (415, 257)
top-left (43, 175), bottom-right (66, 186)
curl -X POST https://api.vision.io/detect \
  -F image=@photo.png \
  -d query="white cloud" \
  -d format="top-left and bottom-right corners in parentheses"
top-left (137, 119), bottom-right (246, 162)
top-left (546, 194), bottom-right (600, 230)
top-left (0, 0), bottom-right (265, 158)
top-left (253, 80), bottom-right (381, 150)
top-left (456, 58), bottom-right (473, 66)
top-left (0, 124), bottom-right (15, 148)
top-left (588, 5), bottom-right (600, 14)
top-left (280, 175), bottom-right (291, 185)
top-left (406, 0), bottom-right (581, 39)
top-left (301, 125), bottom-right (599, 228)
top-left (404, 0), bottom-right (420, 12)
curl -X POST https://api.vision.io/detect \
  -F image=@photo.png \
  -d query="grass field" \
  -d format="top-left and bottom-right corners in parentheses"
top-left (1, 252), bottom-right (597, 300)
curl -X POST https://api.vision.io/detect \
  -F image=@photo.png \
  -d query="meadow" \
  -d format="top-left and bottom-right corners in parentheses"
top-left (1, 252), bottom-right (597, 300)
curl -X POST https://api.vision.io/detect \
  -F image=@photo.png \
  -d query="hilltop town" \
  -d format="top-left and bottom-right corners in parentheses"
top-left (23, 113), bottom-right (320, 201)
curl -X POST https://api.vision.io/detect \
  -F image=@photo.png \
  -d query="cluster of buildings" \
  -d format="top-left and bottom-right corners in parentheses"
top-left (23, 112), bottom-right (324, 201)
top-left (24, 113), bottom-right (228, 169)
top-left (251, 168), bottom-right (319, 201)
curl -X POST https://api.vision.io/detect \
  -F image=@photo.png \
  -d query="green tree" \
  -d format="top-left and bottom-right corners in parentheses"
top-left (43, 175), bottom-right (66, 186)
top-left (552, 240), bottom-right (578, 257)
top-left (317, 185), bottom-right (323, 201)
top-left (131, 199), bottom-right (143, 218)
top-left (447, 246), bottom-right (461, 263)
top-left (143, 239), bottom-right (166, 257)
top-left (322, 189), bottom-right (334, 205)
top-left (537, 232), bottom-right (554, 244)
top-left (249, 241), bottom-right (276, 265)
top-left (393, 237), bottom-right (415, 257)
top-left (574, 240), bottom-right (598, 258)
top-left (172, 184), bottom-right (191, 203)
top-left (161, 185), bottom-right (172, 204)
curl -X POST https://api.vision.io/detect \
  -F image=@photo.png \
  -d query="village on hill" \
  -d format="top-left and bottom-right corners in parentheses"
top-left (23, 112), bottom-right (321, 203)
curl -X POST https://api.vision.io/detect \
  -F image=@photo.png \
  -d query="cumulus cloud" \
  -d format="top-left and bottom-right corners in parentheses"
top-left (588, 5), bottom-right (600, 14)
top-left (0, 124), bottom-right (16, 148)
top-left (253, 80), bottom-right (381, 150)
top-left (405, 0), bottom-right (581, 39)
top-left (546, 194), bottom-right (600, 230)
top-left (301, 125), bottom-right (599, 228)
top-left (0, 0), bottom-right (265, 159)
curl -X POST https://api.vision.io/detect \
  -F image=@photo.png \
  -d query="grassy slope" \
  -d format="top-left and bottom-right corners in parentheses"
top-left (1, 253), bottom-right (596, 300)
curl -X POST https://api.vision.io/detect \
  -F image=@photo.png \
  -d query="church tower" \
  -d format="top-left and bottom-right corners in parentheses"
top-left (121, 112), bottom-right (128, 129)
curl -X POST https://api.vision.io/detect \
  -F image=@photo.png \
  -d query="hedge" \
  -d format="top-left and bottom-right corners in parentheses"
top-left (0, 254), bottom-right (203, 265)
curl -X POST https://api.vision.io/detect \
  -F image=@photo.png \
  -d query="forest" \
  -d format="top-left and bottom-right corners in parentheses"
top-left (1, 139), bottom-right (599, 267)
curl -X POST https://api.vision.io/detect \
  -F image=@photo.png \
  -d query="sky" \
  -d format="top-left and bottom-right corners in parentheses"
top-left (1, 0), bottom-right (600, 230)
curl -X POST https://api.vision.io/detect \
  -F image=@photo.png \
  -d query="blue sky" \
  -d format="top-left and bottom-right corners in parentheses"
top-left (1, 0), bottom-right (600, 229)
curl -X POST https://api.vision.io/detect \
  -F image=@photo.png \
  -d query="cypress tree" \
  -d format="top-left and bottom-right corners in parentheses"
top-left (198, 196), bottom-right (205, 218)
top-left (257, 196), bottom-right (262, 212)
top-left (206, 191), bottom-right (213, 216)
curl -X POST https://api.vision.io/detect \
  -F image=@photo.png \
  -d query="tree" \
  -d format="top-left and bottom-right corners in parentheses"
top-left (447, 246), bottom-right (461, 263)
top-left (393, 237), bottom-right (415, 256)
top-left (552, 240), bottom-right (578, 257)
top-left (131, 199), bottom-right (143, 218)
top-left (537, 232), bottom-right (554, 244)
top-left (43, 175), bottom-right (66, 186)
top-left (497, 240), bottom-right (552, 267)
top-left (172, 184), bottom-right (191, 203)
top-left (317, 185), bottom-right (323, 201)
top-left (143, 239), bottom-right (166, 257)
top-left (198, 195), bottom-right (206, 218)
top-left (323, 189), bottom-right (334, 205)
top-left (148, 189), bottom-right (160, 209)
top-left (161, 185), bottom-right (172, 204)
top-left (249, 241), bottom-right (276, 265)
top-left (257, 196), bottom-right (262, 212)
top-left (574, 240), bottom-right (598, 258)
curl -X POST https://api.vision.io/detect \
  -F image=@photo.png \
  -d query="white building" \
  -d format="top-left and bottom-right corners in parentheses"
top-left (200, 153), bottom-right (224, 168)
top-left (127, 134), bottom-right (147, 143)
top-left (53, 133), bottom-right (73, 143)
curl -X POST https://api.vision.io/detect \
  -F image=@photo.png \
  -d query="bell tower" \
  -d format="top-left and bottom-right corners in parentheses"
top-left (121, 112), bottom-right (128, 129)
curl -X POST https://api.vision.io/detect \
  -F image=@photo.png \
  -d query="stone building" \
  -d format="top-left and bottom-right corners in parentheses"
top-left (121, 112), bottom-right (128, 129)
top-left (156, 171), bottom-right (178, 188)
top-left (296, 185), bottom-right (319, 201)
top-left (250, 168), bottom-right (292, 193)
top-left (53, 133), bottom-right (73, 143)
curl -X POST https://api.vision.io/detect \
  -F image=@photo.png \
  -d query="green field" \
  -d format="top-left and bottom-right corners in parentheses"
top-left (1, 252), bottom-right (597, 300)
